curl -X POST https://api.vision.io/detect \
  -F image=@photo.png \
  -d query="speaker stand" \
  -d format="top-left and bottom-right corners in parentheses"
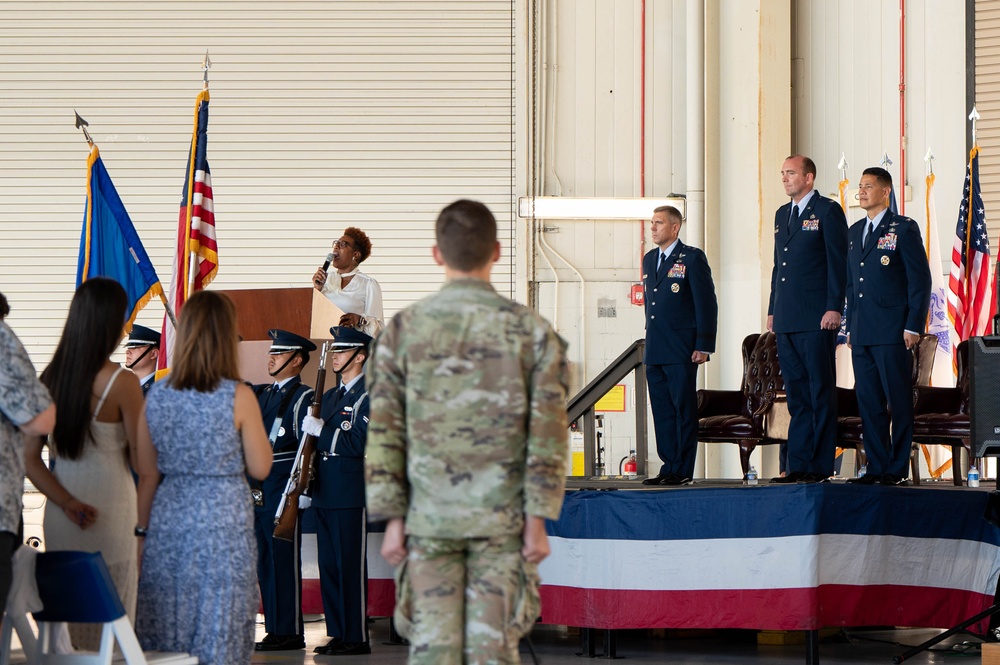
top-left (892, 602), bottom-right (1000, 663)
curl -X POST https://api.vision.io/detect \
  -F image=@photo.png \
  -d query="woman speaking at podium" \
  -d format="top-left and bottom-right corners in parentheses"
top-left (312, 227), bottom-right (384, 337)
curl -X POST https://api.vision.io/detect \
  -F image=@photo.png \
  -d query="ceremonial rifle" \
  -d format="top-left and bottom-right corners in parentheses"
top-left (273, 341), bottom-right (328, 542)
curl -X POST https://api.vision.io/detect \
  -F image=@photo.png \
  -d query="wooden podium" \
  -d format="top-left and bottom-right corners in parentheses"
top-left (216, 287), bottom-right (342, 386)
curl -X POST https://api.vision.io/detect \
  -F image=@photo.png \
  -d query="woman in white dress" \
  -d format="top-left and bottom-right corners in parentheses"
top-left (24, 277), bottom-right (144, 651)
top-left (312, 226), bottom-right (385, 337)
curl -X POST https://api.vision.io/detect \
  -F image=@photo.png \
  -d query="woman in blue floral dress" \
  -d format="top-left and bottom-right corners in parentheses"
top-left (134, 291), bottom-right (271, 665)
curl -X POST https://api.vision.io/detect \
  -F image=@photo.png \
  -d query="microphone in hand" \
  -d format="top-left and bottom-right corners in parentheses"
top-left (313, 253), bottom-right (334, 289)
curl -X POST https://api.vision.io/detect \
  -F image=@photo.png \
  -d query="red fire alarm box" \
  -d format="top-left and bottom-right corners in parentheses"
top-left (630, 283), bottom-right (644, 306)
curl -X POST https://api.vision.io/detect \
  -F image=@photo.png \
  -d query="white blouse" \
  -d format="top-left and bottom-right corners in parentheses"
top-left (320, 269), bottom-right (385, 337)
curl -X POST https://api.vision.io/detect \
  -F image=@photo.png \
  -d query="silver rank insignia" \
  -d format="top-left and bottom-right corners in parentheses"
top-left (340, 421), bottom-right (352, 431)
top-left (881, 255), bottom-right (890, 265)
top-left (671, 283), bottom-right (680, 293)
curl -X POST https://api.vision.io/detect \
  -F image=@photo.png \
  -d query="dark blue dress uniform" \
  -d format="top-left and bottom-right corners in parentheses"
top-left (251, 330), bottom-right (315, 646)
top-left (768, 192), bottom-right (848, 476)
top-left (124, 324), bottom-right (161, 396)
top-left (846, 212), bottom-right (931, 479)
top-left (642, 240), bottom-right (718, 480)
top-left (312, 327), bottom-right (372, 650)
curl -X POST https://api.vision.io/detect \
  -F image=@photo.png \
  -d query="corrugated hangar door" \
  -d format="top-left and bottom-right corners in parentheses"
top-left (0, 1), bottom-right (516, 366)
top-left (977, 0), bottom-right (1000, 250)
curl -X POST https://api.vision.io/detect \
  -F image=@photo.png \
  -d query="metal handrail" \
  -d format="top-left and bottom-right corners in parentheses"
top-left (566, 339), bottom-right (648, 476)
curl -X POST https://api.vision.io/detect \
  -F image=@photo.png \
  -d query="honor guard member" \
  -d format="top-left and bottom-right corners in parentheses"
top-left (301, 326), bottom-right (373, 657)
top-left (124, 325), bottom-right (161, 396)
top-left (252, 329), bottom-right (316, 652)
top-left (641, 205), bottom-right (718, 486)
top-left (845, 167), bottom-right (931, 486)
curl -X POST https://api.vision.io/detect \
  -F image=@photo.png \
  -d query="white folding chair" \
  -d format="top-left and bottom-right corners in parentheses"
top-left (25, 552), bottom-right (196, 665)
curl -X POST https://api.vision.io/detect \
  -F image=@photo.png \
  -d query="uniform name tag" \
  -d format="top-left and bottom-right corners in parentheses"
top-left (877, 233), bottom-right (897, 251)
top-left (667, 264), bottom-right (686, 279)
top-left (802, 218), bottom-right (819, 231)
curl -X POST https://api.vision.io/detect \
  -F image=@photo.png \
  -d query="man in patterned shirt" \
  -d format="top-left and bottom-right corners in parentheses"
top-left (0, 291), bottom-right (55, 608)
top-left (365, 200), bottom-right (569, 665)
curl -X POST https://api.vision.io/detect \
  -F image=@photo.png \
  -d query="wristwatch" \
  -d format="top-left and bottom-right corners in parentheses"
top-left (134, 525), bottom-right (148, 538)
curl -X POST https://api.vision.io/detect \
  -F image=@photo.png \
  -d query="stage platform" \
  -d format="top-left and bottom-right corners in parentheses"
top-left (301, 481), bottom-right (1000, 639)
top-left (540, 482), bottom-right (1000, 634)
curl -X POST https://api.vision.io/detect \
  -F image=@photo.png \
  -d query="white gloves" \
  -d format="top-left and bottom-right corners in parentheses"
top-left (302, 415), bottom-right (324, 437)
top-left (298, 495), bottom-right (313, 510)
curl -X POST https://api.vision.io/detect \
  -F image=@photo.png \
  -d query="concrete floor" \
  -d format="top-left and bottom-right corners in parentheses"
top-left (4, 616), bottom-right (983, 663)
top-left (249, 616), bottom-right (984, 664)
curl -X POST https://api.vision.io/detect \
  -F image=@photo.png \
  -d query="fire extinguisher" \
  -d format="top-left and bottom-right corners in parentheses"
top-left (619, 450), bottom-right (637, 479)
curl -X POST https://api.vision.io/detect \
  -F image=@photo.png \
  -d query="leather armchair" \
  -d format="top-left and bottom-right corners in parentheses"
top-left (912, 340), bottom-right (972, 486)
top-left (836, 333), bottom-right (939, 480)
top-left (697, 332), bottom-right (784, 477)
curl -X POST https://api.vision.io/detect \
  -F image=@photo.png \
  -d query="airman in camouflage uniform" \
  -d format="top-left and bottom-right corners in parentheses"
top-left (366, 199), bottom-right (569, 665)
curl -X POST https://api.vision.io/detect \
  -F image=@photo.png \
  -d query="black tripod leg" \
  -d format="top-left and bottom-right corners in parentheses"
top-left (579, 627), bottom-right (597, 657)
top-left (805, 629), bottom-right (819, 665)
top-left (893, 602), bottom-right (1000, 663)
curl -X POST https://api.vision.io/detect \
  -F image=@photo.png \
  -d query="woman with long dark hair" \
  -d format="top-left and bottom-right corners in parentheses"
top-left (134, 289), bottom-right (271, 665)
top-left (24, 277), bottom-right (145, 650)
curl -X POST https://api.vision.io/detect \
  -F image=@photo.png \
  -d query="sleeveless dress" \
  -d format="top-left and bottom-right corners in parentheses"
top-left (136, 379), bottom-right (257, 665)
top-left (43, 367), bottom-right (138, 651)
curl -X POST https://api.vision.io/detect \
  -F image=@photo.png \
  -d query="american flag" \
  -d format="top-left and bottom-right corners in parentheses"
top-left (159, 89), bottom-right (218, 370)
top-left (947, 146), bottom-right (996, 373)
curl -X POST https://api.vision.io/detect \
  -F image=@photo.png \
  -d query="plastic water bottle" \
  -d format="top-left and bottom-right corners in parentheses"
top-left (857, 463), bottom-right (867, 479)
top-left (746, 465), bottom-right (759, 486)
top-left (968, 465), bottom-right (980, 488)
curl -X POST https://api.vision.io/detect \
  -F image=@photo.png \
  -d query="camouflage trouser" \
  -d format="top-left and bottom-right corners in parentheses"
top-left (393, 533), bottom-right (540, 665)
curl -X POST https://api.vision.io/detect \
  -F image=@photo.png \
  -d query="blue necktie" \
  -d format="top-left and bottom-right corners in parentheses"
top-left (657, 253), bottom-right (668, 277)
top-left (788, 205), bottom-right (799, 233)
top-left (863, 221), bottom-right (875, 249)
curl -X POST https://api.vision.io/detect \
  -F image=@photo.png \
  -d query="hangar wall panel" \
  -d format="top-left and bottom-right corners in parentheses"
top-left (0, 1), bottom-right (516, 365)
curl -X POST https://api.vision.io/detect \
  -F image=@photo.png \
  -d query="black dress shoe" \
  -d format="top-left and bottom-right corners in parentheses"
top-left (314, 638), bottom-right (344, 654)
top-left (325, 641), bottom-right (372, 656)
top-left (770, 471), bottom-right (805, 484)
top-left (660, 475), bottom-right (693, 486)
top-left (846, 474), bottom-right (880, 485)
top-left (880, 474), bottom-right (909, 486)
top-left (642, 475), bottom-right (667, 485)
top-left (255, 634), bottom-right (305, 651)
top-left (801, 473), bottom-right (830, 483)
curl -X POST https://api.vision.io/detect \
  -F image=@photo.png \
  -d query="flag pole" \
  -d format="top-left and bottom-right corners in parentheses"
top-left (924, 147), bottom-right (934, 257)
top-left (186, 51), bottom-right (212, 297)
top-left (73, 111), bottom-right (94, 147)
top-left (880, 151), bottom-right (894, 210)
top-left (202, 50), bottom-right (211, 89)
top-left (837, 153), bottom-right (849, 213)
